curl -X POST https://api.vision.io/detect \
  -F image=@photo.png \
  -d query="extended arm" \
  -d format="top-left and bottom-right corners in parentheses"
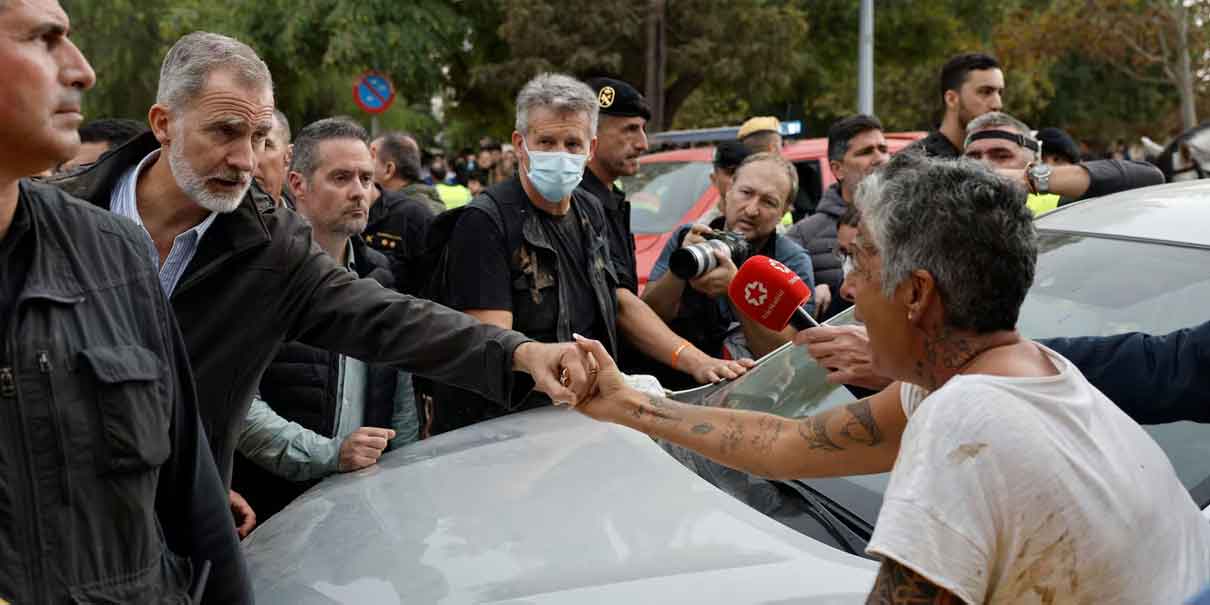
top-left (572, 336), bottom-right (904, 480)
top-left (1042, 320), bottom-right (1210, 424)
top-left (617, 288), bottom-right (751, 383)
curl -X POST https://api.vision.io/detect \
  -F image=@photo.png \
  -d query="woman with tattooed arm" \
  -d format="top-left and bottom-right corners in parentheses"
top-left (569, 153), bottom-right (1210, 605)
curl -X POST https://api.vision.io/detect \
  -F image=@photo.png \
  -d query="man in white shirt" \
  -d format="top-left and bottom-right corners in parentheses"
top-left (568, 152), bottom-right (1210, 603)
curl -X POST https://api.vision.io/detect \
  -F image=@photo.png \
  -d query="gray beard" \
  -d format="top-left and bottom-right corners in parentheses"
top-left (168, 144), bottom-right (248, 214)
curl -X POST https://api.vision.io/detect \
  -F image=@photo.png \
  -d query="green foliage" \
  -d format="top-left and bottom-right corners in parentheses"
top-left (62, 0), bottom-right (1205, 152)
top-left (67, 0), bottom-right (462, 138)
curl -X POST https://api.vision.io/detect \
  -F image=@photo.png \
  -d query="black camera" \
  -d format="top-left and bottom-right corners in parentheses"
top-left (669, 230), bottom-right (751, 279)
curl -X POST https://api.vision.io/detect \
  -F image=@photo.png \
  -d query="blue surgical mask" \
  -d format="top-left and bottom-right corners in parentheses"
top-left (522, 140), bottom-right (588, 202)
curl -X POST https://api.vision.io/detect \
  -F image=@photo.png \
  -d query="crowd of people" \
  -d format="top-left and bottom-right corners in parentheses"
top-left (2, 0), bottom-right (1208, 603)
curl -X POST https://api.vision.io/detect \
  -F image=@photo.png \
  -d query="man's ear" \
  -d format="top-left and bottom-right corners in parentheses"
top-left (286, 171), bottom-right (306, 201)
top-left (385, 161), bottom-right (396, 181)
top-left (829, 158), bottom-right (845, 183)
top-left (944, 89), bottom-right (959, 112)
top-left (148, 104), bottom-right (173, 146)
top-left (283, 144), bottom-right (293, 169)
top-left (587, 136), bottom-right (598, 162)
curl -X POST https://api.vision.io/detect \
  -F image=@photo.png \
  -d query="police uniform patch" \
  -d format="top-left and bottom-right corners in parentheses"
top-left (598, 86), bottom-right (616, 109)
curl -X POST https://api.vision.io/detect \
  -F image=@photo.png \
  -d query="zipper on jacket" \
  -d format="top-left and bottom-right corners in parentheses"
top-left (37, 351), bottom-right (73, 507)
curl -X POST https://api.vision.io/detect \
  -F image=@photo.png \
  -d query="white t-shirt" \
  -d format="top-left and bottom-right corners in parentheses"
top-left (866, 345), bottom-right (1210, 604)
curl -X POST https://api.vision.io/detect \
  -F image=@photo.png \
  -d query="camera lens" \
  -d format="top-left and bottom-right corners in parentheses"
top-left (670, 241), bottom-right (722, 279)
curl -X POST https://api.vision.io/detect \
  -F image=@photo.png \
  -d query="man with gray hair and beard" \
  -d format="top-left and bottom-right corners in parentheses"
top-left (49, 32), bottom-right (599, 537)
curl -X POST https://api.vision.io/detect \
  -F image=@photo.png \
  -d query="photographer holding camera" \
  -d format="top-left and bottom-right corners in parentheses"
top-left (644, 152), bottom-right (815, 371)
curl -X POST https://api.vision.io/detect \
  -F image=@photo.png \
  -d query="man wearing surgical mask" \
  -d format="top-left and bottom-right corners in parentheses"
top-left (429, 73), bottom-right (743, 435)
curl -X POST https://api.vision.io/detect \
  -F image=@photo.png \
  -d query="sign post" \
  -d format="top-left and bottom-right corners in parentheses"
top-left (353, 71), bottom-right (395, 137)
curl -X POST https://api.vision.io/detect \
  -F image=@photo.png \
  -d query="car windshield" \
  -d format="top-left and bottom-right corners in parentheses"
top-left (621, 160), bottom-right (712, 234)
top-left (693, 231), bottom-right (1210, 510)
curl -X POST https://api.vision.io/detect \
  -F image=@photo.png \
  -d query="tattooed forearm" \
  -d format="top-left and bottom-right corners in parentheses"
top-left (866, 559), bottom-right (960, 605)
top-left (632, 396), bottom-right (684, 426)
top-left (720, 416), bottom-right (744, 454)
top-left (796, 413), bottom-right (842, 451)
top-left (838, 399), bottom-right (882, 446)
top-left (748, 415), bottom-right (783, 454)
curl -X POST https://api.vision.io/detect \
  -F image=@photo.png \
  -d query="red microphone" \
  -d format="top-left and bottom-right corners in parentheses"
top-left (728, 255), bottom-right (817, 331)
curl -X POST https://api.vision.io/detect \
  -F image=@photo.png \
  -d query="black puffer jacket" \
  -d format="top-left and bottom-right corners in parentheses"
top-left (784, 183), bottom-right (850, 320)
top-left (232, 237), bottom-right (400, 520)
top-left (0, 181), bottom-right (247, 604)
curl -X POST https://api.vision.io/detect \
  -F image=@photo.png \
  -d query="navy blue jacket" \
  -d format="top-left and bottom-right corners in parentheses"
top-left (1044, 320), bottom-right (1210, 424)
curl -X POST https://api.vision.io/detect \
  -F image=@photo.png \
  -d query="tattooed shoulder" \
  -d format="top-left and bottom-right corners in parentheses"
top-left (866, 559), bottom-right (961, 604)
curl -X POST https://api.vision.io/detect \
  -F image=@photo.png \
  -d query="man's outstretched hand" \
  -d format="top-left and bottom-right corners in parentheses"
top-left (513, 340), bottom-right (599, 406)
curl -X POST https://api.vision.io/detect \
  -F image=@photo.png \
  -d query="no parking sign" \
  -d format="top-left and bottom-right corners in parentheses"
top-left (353, 71), bottom-right (395, 114)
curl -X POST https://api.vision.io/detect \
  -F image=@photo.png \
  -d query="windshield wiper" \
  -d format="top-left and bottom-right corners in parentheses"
top-left (775, 479), bottom-right (874, 558)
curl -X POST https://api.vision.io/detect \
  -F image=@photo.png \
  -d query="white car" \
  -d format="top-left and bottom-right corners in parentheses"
top-left (243, 179), bottom-right (1210, 603)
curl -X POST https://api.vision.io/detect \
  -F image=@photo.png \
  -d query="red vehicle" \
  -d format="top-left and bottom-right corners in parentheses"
top-left (621, 133), bottom-right (926, 291)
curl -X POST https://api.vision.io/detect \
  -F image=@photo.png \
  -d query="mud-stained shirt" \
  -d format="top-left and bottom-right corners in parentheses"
top-left (868, 345), bottom-right (1210, 604)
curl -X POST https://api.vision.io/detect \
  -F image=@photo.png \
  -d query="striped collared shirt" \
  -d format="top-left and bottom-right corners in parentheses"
top-left (109, 149), bottom-right (217, 296)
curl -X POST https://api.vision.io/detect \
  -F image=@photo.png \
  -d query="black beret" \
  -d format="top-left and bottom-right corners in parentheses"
top-left (713, 140), bottom-right (752, 170)
top-left (586, 77), bottom-right (652, 121)
top-left (1036, 127), bottom-right (1081, 164)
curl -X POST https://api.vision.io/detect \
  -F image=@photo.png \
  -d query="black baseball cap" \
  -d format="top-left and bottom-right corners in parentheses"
top-left (713, 140), bottom-right (751, 170)
top-left (1036, 127), bottom-right (1081, 164)
top-left (586, 77), bottom-right (652, 121)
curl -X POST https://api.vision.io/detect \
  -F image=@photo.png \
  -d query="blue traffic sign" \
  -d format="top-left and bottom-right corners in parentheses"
top-left (353, 72), bottom-right (395, 114)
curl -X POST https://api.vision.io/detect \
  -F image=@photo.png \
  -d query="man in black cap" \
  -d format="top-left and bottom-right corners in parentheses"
top-left (1036, 127), bottom-right (1081, 166)
top-left (581, 76), bottom-right (751, 385)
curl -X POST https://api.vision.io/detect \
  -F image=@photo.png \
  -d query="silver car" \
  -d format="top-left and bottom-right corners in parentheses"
top-left (244, 179), bottom-right (1210, 603)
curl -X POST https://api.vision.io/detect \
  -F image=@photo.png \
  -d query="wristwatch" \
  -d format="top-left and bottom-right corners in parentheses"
top-left (1026, 162), bottom-right (1053, 195)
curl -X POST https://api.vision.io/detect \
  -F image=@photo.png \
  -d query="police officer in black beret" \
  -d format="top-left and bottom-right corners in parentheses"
top-left (580, 77), bottom-right (753, 385)
top-left (581, 77), bottom-right (652, 294)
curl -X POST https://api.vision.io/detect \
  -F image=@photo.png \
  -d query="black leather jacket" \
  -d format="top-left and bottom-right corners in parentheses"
top-left (47, 132), bottom-right (531, 486)
top-left (0, 180), bottom-right (247, 604)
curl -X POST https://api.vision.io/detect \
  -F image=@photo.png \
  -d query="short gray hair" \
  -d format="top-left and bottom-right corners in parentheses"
top-left (156, 32), bottom-right (273, 111)
top-left (964, 111), bottom-right (1035, 156)
top-left (272, 109), bottom-right (291, 144)
top-left (735, 151), bottom-right (799, 209)
top-left (290, 117), bottom-right (368, 179)
top-left (855, 152), bottom-right (1036, 333)
top-left (515, 73), bottom-right (599, 139)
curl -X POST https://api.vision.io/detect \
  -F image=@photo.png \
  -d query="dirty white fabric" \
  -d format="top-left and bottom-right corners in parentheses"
top-left (867, 344), bottom-right (1210, 604)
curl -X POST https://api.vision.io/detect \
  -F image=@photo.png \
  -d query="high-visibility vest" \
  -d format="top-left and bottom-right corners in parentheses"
top-left (436, 183), bottom-right (472, 209)
top-left (1027, 193), bottom-right (1061, 216)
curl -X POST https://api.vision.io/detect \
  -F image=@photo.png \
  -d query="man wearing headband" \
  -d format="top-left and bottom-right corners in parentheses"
top-left (963, 111), bottom-right (1162, 214)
